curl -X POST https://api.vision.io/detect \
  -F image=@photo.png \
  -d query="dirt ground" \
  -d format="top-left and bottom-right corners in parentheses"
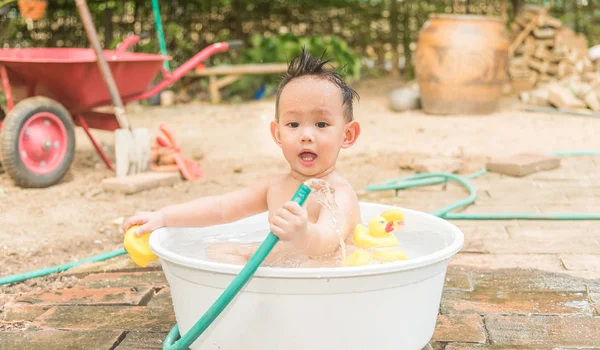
top-left (1, 76), bottom-right (599, 289)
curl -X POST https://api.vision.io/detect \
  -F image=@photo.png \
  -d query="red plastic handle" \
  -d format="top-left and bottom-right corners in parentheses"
top-left (156, 135), bottom-right (170, 148)
top-left (159, 124), bottom-right (181, 151)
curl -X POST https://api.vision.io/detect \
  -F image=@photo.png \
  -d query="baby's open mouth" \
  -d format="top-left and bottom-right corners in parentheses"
top-left (299, 151), bottom-right (317, 166)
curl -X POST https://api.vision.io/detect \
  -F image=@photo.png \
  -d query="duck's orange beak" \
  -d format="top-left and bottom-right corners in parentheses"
top-left (385, 220), bottom-right (404, 233)
top-left (385, 221), bottom-right (395, 233)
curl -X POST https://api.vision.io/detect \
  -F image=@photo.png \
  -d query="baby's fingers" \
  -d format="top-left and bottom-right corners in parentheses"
top-left (123, 216), bottom-right (146, 232)
top-left (283, 201), bottom-right (305, 217)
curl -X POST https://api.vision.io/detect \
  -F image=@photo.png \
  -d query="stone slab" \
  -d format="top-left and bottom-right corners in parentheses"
top-left (0, 330), bottom-right (124, 350)
top-left (442, 290), bottom-right (593, 315)
top-left (115, 331), bottom-right (168, 349)
top-left (486, 315), bottom-right (600, 346)
top-left (32, 306), bottom-right (175, 332)
top-left (432, 314), bottom-right (486, 343)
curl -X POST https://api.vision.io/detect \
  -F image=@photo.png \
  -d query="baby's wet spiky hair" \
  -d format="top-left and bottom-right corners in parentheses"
top-left (275, 48), bottom-right (359, 122)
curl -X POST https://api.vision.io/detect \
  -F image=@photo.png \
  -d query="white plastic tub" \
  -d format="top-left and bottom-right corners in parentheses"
top-left (150, 202), bottom-right (464, 350)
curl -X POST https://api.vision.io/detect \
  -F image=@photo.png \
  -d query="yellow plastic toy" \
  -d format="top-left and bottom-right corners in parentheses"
top-left (123, 225), bottom-right (158, 267)
top-left (380, 209), bottom-right (405, 225)
top-left (353, 214), bottom-right (403, 248)
top-left (343, 209), bottom-right (408, 266)
top-left (342, 250), bottom-right (372, 266)
top-left (373, 249), bottom-right (408, 262)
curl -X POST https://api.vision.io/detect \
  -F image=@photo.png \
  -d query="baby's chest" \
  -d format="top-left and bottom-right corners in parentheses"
top-left (266, 186), bottom-right (321, 223)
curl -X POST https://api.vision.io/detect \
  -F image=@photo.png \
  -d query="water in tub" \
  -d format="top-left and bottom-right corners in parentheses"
top-left (165, 179), bottom-right (445, 267)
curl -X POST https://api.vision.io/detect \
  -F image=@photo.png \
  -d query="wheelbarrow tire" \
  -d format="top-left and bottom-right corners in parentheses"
top-left (0, 97), bottom-right (76, 188)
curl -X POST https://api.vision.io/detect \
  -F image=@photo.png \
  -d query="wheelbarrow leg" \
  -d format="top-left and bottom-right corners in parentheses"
top-left (74, 114), bottom-right (114, 171)
top-left (0, 65), bottom-right (14, 110)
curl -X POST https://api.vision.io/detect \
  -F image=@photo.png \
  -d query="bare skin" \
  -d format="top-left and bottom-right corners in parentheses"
top-left (123, 76), bottom-right (361, 265)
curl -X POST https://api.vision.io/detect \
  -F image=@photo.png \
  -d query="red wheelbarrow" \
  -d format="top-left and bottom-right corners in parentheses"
top-left (0, 36), bottom-right (242, 188)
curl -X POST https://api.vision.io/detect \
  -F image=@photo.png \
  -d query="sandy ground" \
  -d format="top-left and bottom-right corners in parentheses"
top-left (1, 76), bottom-right (599, 287)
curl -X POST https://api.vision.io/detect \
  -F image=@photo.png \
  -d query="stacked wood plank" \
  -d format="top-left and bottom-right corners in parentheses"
top-left (508, 5), bottom-right (600, 111)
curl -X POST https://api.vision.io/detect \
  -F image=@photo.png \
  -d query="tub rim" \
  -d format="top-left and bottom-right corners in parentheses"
top-left (149, 202), bottom-right (464, 279)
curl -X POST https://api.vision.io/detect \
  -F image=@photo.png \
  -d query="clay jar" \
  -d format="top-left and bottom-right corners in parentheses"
top-left (415, 14), bottom-right (509, 115)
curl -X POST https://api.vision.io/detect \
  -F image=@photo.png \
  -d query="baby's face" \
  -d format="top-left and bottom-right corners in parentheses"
top-left (272, 77), bottom-right (356, 178)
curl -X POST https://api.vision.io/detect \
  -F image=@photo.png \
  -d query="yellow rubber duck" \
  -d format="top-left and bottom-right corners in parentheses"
top-left (343, 209), bottom-right (408, 266)
top-left (380, 209), bottom-right (405, 226)
top-left (343, 249), bottom-right (372, 266)
top-left (123, 225), bottom-right (158, 267)
top-left (353, 213), bottom-right (403, 248)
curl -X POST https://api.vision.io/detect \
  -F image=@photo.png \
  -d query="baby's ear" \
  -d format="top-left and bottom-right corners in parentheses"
top-left (270, 121), bottom-right (282, 147)
top-left (341, 121), bottom-right (360, 149)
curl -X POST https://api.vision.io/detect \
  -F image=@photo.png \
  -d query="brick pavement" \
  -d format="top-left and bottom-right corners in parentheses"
top-left (1, 156), bottom-right (599, 349)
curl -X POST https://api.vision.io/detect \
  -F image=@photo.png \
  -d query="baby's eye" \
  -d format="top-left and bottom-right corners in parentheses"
top-left (316, 122), bottom-right (328, 128)
top-left (287, 122), bottom-right (299, 128)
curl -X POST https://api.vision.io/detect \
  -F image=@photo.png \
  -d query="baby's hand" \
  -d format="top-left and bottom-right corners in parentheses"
top-left (269, 201), bottom-right (308, 247)
top-left (123, 211), bottom-right (166, 236)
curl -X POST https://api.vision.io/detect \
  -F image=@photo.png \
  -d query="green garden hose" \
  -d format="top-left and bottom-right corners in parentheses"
top-left (0, 248), bottom-right (126, 286)
top-left (162, 184), bottom-right (312, 350)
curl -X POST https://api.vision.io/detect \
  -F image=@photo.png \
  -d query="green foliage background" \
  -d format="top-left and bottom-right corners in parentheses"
top-left (1, 0), bottom-right (598, 101)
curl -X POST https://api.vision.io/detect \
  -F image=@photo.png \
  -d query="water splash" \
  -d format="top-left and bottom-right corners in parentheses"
top-left (304, 178), bottom-right (347, 261)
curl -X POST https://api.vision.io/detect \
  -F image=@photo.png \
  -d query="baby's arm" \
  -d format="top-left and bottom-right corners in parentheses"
top-left (124, 176), bottom-right (273, 234)
top-left (161, 176), bottom-right (272, 227)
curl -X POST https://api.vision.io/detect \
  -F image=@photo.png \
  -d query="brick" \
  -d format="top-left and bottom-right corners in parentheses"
top-left (75, 271), bottom-right (167, 289)
top-left (506, 226), bottom-right (598, 240)
top-left (591, 293), bottom-right (600, 314)
top-left (32, 306), bottom-right (175, 332)
top-left (0, 330), bottom-right (124, 350)
top-left (459, 203), bottom-right (543, 214)
top-left (425, 342), bottom-right (444, 350)
top-left (450, 253), bottom-right (564, 272)
top-left (2, 304), bottom-right (52, 322)
top-left (0, 294), bottom-right (16, 309)
top-left (445, 344), bottom-right (546, 350)
top-left (470, 269), bottom-right (587, 292)
top-left (485, 315), bottom-right (600, 346)
top-left (560, 255), bottom-right (600, 271)
top-left (464, 238), bottom-right (600, 254)
top-left (565, 271), bottom-right (600, 280)
top-left (102, 171), bottom-right (181, 195)
top-left (115, 331), bottom-right (168, 349)
top-left (11, 287), bottom-right (153, 307)
top-left (442, 290), bottom-right (593, 315)
top-left (444, 272), bottom-right (473, 292)
top-left (432, 314), bottom-right (486, 343)
top-left (486, 154), bottom-right (561, 177)
top-left (64, 255), bottom-right (162, 277)
top-left (453, 224), bottom-right (509, 239)
top-left (147, 288), bottom-right (172, 308)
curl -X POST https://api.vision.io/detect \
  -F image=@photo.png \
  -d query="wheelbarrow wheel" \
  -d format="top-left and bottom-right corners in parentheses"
top-left (0, 97), bottom-right (75, 188)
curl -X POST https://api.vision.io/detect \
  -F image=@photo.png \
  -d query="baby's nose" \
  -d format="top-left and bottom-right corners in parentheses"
top-left (301, 129), bottom-right (314, 142)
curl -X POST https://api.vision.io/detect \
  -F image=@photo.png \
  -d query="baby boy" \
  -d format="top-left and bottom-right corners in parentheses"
top-left (123, 49), bottom-right (362, 266)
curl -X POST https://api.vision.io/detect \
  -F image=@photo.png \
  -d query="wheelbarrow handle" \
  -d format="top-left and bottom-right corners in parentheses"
top-left (116, 34), bottom-right (142, 54)
top-left (227, 40), bottom-right (244, 49)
